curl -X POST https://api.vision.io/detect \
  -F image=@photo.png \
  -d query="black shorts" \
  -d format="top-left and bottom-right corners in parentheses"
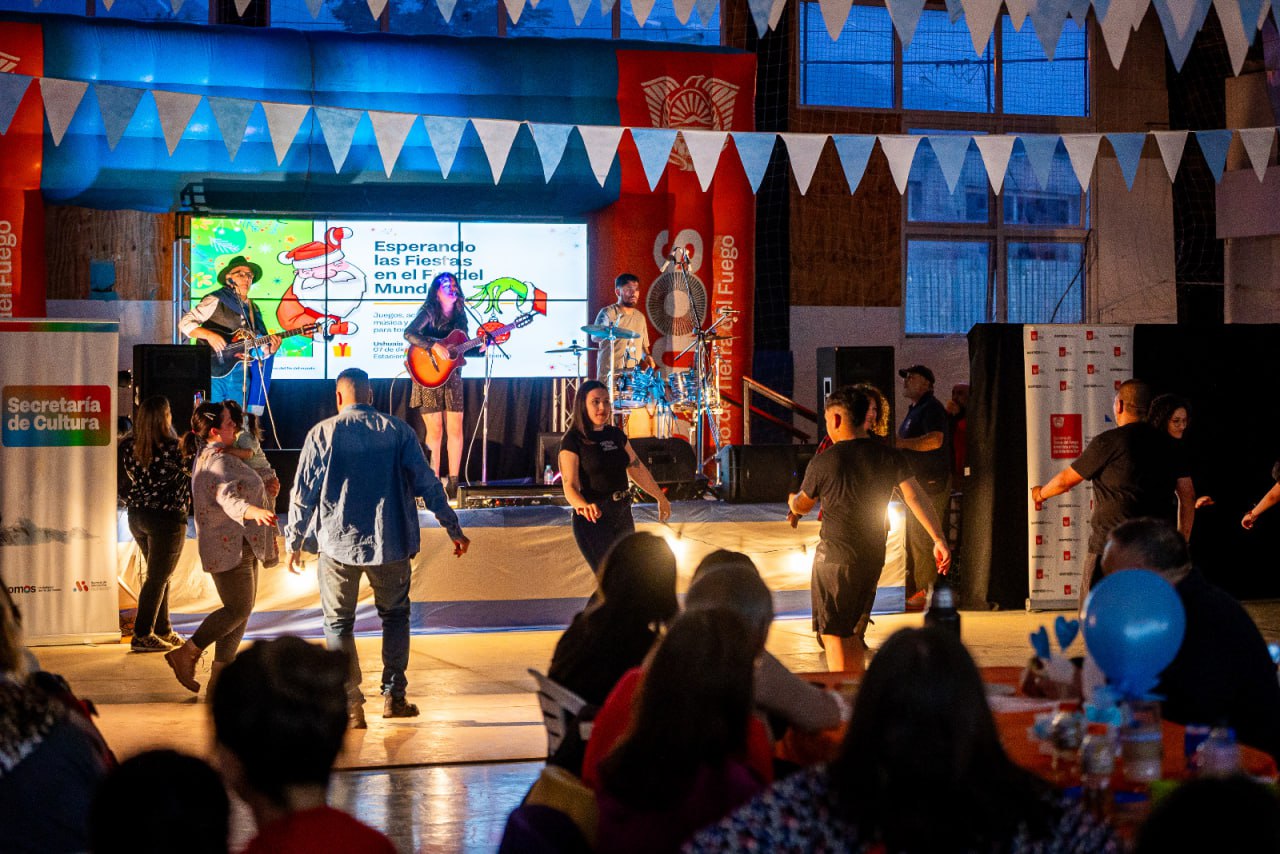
top-left (411, 373), bottom-right (464, 414)
top-left (810, 542), bottom-right (881, 639)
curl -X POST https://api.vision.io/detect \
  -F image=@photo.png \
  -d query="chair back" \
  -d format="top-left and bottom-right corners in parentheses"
top-left (497, 804), bottom-right (592, 854)
top-left (528, 668), bottom-right (589, 756)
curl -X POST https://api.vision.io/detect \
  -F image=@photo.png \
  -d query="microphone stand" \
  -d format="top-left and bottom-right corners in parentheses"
top-left (670, 254), bottom-right (731, 491)
top-left (461, 299), bottom-right (510, 486)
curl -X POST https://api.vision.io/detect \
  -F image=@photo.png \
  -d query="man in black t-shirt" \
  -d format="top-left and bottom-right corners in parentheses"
top-left (894, 365), bottom-right (951, 608)
top-left (789, 386), bottom-right (952, 673)
top-left (1032, 380), bottom-right (1194, 604)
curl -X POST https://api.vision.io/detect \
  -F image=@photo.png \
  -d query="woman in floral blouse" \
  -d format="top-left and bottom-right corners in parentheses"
top-left (164, 401), bottom-right (276, 696)
top-left (118, 396), bottom-right (192, 653)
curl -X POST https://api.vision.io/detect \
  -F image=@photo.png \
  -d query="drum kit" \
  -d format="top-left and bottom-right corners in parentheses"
top-left (545, 322), bottom-right (732, 440)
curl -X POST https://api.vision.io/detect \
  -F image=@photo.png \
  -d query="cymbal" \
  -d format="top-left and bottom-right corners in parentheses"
top-left (582, 323), bottom-right (640, 340)
top-left (545, 344), bottom-right (598, 354)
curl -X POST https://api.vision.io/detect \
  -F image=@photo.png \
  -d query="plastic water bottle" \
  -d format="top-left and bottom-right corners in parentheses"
top-left (543, 464), bottom-right (554, 485)
top-left (1194, 726), bottom-right (1241, 778)
top-left (923, 579), bottom-right (961, 638)
top-left (193, 390), bottom-right (204, 408)
top-left (1080, 723), bottom-right (1116, 820)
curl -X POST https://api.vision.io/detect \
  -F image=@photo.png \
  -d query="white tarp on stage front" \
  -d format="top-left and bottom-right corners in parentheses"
top-left (118, 500), bottom-right (908, 637)
top-left (1023, 325), bottom-right (1133, 610)
top-left (1, 319), bottom-right (120, 644)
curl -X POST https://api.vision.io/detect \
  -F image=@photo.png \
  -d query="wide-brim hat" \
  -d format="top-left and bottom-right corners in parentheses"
top-left (217, 256), bottom-right (263, 287)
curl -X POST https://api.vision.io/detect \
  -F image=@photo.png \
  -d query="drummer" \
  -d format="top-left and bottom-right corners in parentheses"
top-left (593, 273), bottom-right (653, 380)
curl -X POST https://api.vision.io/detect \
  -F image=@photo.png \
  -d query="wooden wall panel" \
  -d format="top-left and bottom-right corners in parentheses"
top-left (789, 110), bottom-right (902, 307)
top-left (45, 206), bottom-right (175, 301)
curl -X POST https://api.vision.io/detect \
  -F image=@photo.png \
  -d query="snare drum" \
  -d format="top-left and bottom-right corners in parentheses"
top-left (612, 370), bottom-right (647, 410)
top-left (668, 370), bottom-right (699, 411)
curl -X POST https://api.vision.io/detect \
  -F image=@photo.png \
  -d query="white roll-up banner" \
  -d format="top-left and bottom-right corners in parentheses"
top-left (1, 320), bottom-right (120, 644)
top-left (1024, 324), bottom-right (1134, 610)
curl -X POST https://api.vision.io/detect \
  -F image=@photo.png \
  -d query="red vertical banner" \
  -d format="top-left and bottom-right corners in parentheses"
top-left (604, 50), bottom-right (756, 453)
top-left (0, 22), bottom-right (46, 318)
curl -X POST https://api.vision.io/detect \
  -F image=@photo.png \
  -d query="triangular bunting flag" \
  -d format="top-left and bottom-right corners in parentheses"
top-left (0, 74), bottom-right (31, 136)
top-left (631, 0), bottom-right (656, 26)
top-left (39, 77), bottom-right (88, 147)
top-left (1106, 133), bottom-right (1147, 190)
top-left (885, 0), bottom-right (927, 49)
top-left (1098, 0), bottom-right (1135, 69)
top-left (1027, 0), bottom-right (1071, 60)
top-left (369, 109), bottom-right (418, 178)
top-left (673, 0), bottom-right (694, 24)
top-left (832, 135), bottom-right (877, 194)
top-left (781, 132), bottom-right (827, 195)
top-left (207, 96), bottom-right (256, 162)
top-left (1160, 0), bottom-right (1198, 38)
top-left (730, 132), bottom-right (777, 193)
top-left (768, 0), bottom-right (787, 29)
top-left (1092, 0), bottom-right (1112, 24)
top-left (1067, 0), bottom-right (1091, 26)
top-left (171, 0), bottom-right (187, 13)
top-left (1152, 0), bottom-right (1211, 70)
top-left (926, 135), bottom-right (972, 194)
top-left (234, 0), bottom-right (251, 15)
top-left (960, 0), bottom-right (1003, 55)
top-left (261, 101), bottom-right (311, 166)
top-left (314, 106), bottom-right (362, 173)
top-left (503, 0), bottom-right (524, 23)
top-left (1238, 127), bottom-right (1275, 182)
top-left (819, 0), bottom-right (854, 40)
top-left (1151, 131), bottom-right (1187, 182)
top-left (305, 0), bottom-right (323, 17)
top-left (600, 0), bottom-right (619, 17)
top-left (367, 0), bottom-right (389, 20)
top-left (578, 124), bottom-right (625, 187)
top-left (878, 134), bottom-right (923, 195)
top-left (151, 89), bottom-right (202, 156)
top-left (944, 0), bottom-right (964, 24)
top-left (1213, 0), bottom-right (1251, 75)
top-left (471, 117), bottom-right (522, 184)
top-left (746, 0), bottom-right (773, 36)
top-left (629, 127), bottom-right (678, 190)
top-left (94, 83), bottom-right (145, 151)
top-left (424, 116), bottom-right (469, 179)
top-left (1019, 134), bottom-right (1061, 190)
top-left (1061, 133), bottom-right (1102, 190)
top-left (695, 0), bottom-right (717, 26)
top-left (681, 129), bottom-right (729, 191)
top-left (438, 0), bottom-right (461, 22)
top-left (1005, 0), bottom-right (1029, 30)
top-left (1193, 129), bottom-right (1233, 183)
top-left (529, 122), bottom-right (574, 182)
top-left (973, 135), bottom-right (1016, 194)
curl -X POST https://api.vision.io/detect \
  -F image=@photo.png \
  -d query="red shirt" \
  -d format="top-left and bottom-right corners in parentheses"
top-left (242, 806), bottom-right (395, 854)
top-left (580, 666), bottom-right (774, 792)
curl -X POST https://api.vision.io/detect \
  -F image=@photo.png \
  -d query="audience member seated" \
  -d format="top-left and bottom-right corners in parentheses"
top-left (0, 580), bottom-right (113, 854)
top-left (211, 636), bottom-right (395, 854)
top-left (91, 749), bottom-right (229, 854)
top-left (593, 609), bottom-right (770, 854)
top-left (1101, 517), bottom-right (1280, 762)
top-left (687, 627), bottom-right (1118, 853)
top-left (1133, 775), bottom-right (1280, 853)
top-left (581, 564), bottom-right (778, 793)
top-left (548, 531), bottom-right (678, 707)
top-left (687, 550), bottom-right (843, 735)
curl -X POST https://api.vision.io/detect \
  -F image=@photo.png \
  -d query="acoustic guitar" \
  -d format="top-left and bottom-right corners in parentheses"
top-left (207, 323), bottom-right (321, 378)
top-left (404, 311), bottom-right (537, 388)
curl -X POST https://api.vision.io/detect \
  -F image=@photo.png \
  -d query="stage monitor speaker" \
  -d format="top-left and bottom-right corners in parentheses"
top-left (716, 443), bottom-right (818, 504)
top-left (629, 437), bottom-right (700, 500)
top-left (815, 346), bottom-right (895, 440)
top-left (133, 344), bottom-right (210, 433)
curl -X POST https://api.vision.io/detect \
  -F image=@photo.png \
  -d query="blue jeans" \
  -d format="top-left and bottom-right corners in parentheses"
top-left (210, 356), bottom-right (272, 415)
top-left (318, 554), bottom-right (412, 706)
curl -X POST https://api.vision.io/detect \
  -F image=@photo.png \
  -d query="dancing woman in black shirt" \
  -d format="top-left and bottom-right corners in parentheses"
top-left (559, 380), bottom-right (671, 572)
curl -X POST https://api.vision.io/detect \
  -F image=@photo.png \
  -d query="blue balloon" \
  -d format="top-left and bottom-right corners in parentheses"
top-left (1082, 569), bottom-right (1186, 698)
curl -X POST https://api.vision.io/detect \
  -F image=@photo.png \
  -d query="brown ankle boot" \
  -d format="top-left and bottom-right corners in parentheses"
top-left (165, 640), bottom-right (202, 693)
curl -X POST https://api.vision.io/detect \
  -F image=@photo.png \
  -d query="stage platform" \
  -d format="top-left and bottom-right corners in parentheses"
top-left (117, 499), bottom-right (909, 641)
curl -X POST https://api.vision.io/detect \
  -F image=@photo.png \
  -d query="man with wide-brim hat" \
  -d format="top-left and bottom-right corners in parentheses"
top-left (179, 255), bottom-right (281, 413)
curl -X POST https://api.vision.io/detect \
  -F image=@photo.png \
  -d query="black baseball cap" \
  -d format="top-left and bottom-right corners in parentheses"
top-left (898, 365), bottom-right (935, 384)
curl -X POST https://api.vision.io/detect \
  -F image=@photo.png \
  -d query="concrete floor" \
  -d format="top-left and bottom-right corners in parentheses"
top-left (33, 603), bottom-right (1280, 853)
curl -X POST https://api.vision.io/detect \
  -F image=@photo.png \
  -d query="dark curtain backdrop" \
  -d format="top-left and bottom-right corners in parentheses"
top-left (963, 323), bottom-right (1280, 610)
top-left (259, 377), bottom-right (556, 484)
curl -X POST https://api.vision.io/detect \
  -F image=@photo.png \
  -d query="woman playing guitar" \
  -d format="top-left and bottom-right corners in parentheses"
top-left (404, 272), bottom-right (473, 498)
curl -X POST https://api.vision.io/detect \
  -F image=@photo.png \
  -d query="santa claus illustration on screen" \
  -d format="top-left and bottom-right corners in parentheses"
top-left (275, 226), bottom-right (367, 337)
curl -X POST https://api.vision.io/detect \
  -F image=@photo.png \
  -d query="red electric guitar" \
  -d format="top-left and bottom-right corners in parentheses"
top-left (404, 311), bottom-right (537, 388)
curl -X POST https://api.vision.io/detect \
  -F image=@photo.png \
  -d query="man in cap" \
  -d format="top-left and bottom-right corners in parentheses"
top-left (894, 364), bottom-right (951, 610)
top-left (179, 255), bottom-right (281, 413)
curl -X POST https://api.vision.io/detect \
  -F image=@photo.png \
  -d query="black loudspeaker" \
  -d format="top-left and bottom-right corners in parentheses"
top-left (263, 449), bottom-right (302, 508)
top-left (133, 344), bottom-right (210, 433)
top-left (716, 443), bottom-right (819, 503)
top-left (815, 346), bottom-right (896, 440)
top-left (629, 437), bottom-right (699, 500)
